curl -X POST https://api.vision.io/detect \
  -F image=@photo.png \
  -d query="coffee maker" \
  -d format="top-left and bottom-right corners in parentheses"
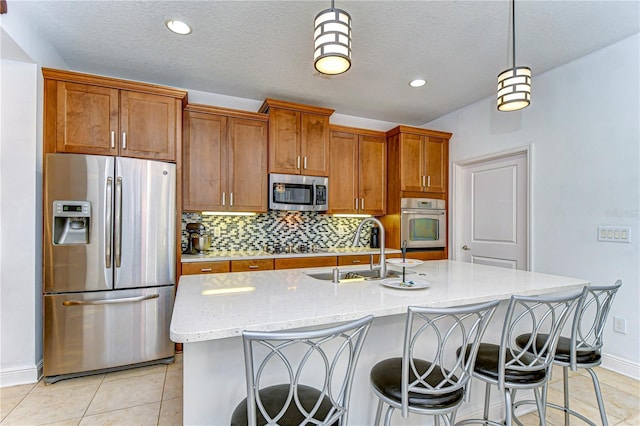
top-left (186, 222), bottom-right (211, 254)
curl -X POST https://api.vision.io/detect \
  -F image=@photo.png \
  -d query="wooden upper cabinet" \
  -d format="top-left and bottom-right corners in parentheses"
top-left (329, 131), bottom-right (358, 214)
top-left (228, 117), bottom-right (268, 211)
top-left (182, 104), bottom-right (268, 213)
top-left (329, 126), bottom-right (386, 215)
top-left (43, 68), bottom-right (186, 161)
top-left (120, 91), bottom-right (179, 161)
top-left (259, 98), bottom-right (333, 176)
top-left (387, 126), bottom-right (451, 194)
top-left (55, 82), bottom-right (119, 156)
top-left (358, 134), bottom-right (386, 215)
top-left (182, 111), bottom-right (228, 211)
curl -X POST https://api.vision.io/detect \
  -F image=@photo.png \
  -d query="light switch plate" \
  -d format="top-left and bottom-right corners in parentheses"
top-left (597, 226), bottom-right (631, 243)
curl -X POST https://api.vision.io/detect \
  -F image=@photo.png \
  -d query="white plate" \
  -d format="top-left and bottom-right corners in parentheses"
top-left (386, 258), bottom-right (423, 268)
top-left (379, 278), bottom-right (429, 290)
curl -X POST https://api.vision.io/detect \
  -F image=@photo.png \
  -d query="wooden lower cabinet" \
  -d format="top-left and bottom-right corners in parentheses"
top-left (231, 259), bottom-right (274, 272)
top-left (338, 254), bottom-right (381, 266)
top-left (181, 261), bottom-right (230, 275)
top-left (275, 257), bottom-right (337, 270)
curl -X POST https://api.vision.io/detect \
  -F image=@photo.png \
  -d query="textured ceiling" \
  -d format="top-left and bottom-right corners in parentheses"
top-left (9, 0), bottom-right (640, 125)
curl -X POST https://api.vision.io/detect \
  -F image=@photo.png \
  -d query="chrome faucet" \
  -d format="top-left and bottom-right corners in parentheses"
top-left (352, 217), bottom-right (387, 278)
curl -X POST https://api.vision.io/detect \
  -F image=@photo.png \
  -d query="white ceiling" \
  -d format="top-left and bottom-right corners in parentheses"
top-left (9, 0), bottom-right (640, 125)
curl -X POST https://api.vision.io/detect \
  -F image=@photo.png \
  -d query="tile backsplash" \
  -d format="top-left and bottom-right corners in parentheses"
top-left (181, 211), bottom-right (375, 253)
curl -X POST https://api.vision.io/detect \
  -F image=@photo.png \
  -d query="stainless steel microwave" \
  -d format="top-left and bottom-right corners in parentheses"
top-left (269, 173), bottom-right (329, 211)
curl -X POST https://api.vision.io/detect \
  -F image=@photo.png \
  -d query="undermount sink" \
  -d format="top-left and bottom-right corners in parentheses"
top-left (305, 268), bottom-right (414, 282)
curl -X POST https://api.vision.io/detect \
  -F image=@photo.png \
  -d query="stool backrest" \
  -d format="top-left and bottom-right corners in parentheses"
top-left (570, 280), bottom-right (622, 369)
top-left (401, 300), bottom-right (499, 417)
top-left (499, 292), bottom-right (582, 390)
top-left (241, 315), bottom-right (373, 426)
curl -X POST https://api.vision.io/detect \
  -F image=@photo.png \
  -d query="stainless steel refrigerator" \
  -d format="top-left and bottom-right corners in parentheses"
top-left (43, 153), bottom-right (176, 383)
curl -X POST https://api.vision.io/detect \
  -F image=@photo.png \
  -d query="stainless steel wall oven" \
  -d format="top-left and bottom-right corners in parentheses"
top-left (400, 198), bottom-right (446, 249)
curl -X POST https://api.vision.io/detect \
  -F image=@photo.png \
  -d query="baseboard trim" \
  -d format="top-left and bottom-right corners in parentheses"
top-left (0, 360), bottom-right (42, 388)
top-left (601, 352), bottom-right (640, 380)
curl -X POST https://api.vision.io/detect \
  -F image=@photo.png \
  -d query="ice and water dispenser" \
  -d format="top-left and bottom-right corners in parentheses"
top-left (52, 200), bottom-right (91, 245)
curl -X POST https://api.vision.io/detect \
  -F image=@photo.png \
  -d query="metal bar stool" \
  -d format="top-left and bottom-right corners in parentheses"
top-left (456, 291), bottom-right (582, 426)
top-left (514, 281), bottom-right (622, 426)
top-left (230, 315), bottom-right (373, 426)
top-left (369, 300), bottom-right (500, 426)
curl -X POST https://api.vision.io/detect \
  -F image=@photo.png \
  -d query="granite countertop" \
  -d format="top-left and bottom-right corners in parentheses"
top-left (181, 246), bottom-right (401, 262)
top-left (170, 260), bottom-right (588, 343)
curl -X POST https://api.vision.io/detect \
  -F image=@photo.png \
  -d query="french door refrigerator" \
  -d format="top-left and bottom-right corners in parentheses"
top-left (43, 153), bottom-right (176, 383)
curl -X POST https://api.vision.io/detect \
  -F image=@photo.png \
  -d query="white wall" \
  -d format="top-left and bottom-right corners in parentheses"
top-left (427, 34), bottom-right (640, 377)
top-left (0, 12), bottom-right (67, 387)
top-left (0, 59), bottom-right (40, 386)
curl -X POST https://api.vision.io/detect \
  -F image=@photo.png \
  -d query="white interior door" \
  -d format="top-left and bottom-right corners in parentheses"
top-left (455, 151), bottom-right (528, 270)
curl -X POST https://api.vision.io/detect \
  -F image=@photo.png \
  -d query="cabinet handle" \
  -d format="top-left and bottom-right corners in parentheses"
top-left (422, 175), bottom-right (426, 187)
top-left (354, 198), bottom-right (358, 210)
top-left (248, 265), bottom-right (259, 269)
top-left (222, 192), bottom-right (226, 206)
top-left (361, 198), bottom-right (365, 210)
top-left (122, 132), bottom-right (127, 150)
top-left (230, 192), bottom-right (233, 207)
top-left (427, 176), bottom-right (431, 187)
top-left (351, 260), bottom-right (361, 264)
top-left (201, 268), bottom-right (213, 272)
top-left (303, 157), bottom-right (307, 169)
top-left (110, 131), bottom-right (115, 149)
top-left (297, 156), bottom-right (301, 170)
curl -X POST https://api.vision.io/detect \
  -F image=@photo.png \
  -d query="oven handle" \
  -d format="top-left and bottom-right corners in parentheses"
top-left (401, 209), bottom-right (445, 215)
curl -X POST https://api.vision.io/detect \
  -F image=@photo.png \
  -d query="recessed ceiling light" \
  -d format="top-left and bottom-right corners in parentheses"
top-left (409, 79), bottom-right (427, 88)
top-left (166, 20), bottom-right (192, 35)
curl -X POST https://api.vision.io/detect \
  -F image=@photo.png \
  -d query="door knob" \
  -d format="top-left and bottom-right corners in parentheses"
top-left (462, 245), bottom-right (471, 251)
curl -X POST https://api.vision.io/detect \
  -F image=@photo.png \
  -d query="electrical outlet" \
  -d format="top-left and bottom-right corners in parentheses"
top-left (338, 225), bottom-right (346, 235)
top-left (613, 316), bottom-right (627, 334)
top-left (213, 227), bottom-right (221, 238)
top-left (598, 226), bottom-right (631, 243)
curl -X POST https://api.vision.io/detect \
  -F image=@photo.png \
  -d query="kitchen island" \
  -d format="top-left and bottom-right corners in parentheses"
top-left (170, 260), bottom-right (588, 425)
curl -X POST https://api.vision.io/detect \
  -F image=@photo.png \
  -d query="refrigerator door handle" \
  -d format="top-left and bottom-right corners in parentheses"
top-left (115, 176), bottom-right (123, 268)
top-left (105, 177), bottom-right (113, 268)
top-left (62, 294), bottom-right (159, 306)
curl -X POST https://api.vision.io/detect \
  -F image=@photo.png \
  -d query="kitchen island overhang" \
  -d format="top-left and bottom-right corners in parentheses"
top-left (171, 260), bottom-right (588, 425)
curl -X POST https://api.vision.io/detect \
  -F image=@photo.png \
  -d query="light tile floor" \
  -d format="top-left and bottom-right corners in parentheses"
top-left (0, 356), bottom-right (638, 425)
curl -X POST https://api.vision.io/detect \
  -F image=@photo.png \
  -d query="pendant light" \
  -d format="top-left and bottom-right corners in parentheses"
top-left (497, 0), bottom-right (531, 111)
top-left (314, 0), bottom-right (352, 75)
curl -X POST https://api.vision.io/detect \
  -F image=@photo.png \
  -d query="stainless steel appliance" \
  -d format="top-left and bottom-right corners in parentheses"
top-left (186, 222), bottom-right (211, 254)
top-left (44, 153), bottom-right (176, 383)
top-left (269, 173), bottom-right (328, 211)
top-left (400, 198), bottom-right (446, 249)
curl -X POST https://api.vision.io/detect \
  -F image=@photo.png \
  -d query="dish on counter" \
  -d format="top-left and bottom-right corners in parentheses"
top-left (379, 277), bottom-right (429, 290)
top-left (386, 258), bottom-right (423, 268)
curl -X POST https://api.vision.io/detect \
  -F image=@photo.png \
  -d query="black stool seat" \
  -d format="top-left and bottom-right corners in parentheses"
top-left (461, 343), bottom-right (547, 384)
top-left (371, 357), bottom-right (463, 409)
top-left (515, 333), bottom-right (601, 365)
top-left (230, 384), bottom-right (337, 426)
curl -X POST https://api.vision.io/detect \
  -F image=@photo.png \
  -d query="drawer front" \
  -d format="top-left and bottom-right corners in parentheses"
top-left (275, 256), bottom-right (337, 270)
top-left (231, 259), bottom-right (274, 272)
top-left (182, 261), bottom-right (230, 275)
top-left (338, 254), bottom-right (380, 266)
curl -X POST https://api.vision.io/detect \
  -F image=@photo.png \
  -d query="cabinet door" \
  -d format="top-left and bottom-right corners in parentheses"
top-left (268, 108), bottom-right (301, 174)
top-left (399, 133), bottom-right (424, 191)
top-left (329, 131), bottom-right (358, 214)
top-left (301, 113), bottom-right (330, 176)
top-left (182, 112), bottom-right (228, 211)
top-left (55, 82), bottom-right (119, 156)
top-left (358, 135), bottom-right (386, 215)
top-left (228, 118), bottom-right (268, 212)
top-left (120, 91), bottom-right (177, 161)
top-left (231, 259), bottom-right (274, 272)
top-left (424, 137), bottom-right (446, 193)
